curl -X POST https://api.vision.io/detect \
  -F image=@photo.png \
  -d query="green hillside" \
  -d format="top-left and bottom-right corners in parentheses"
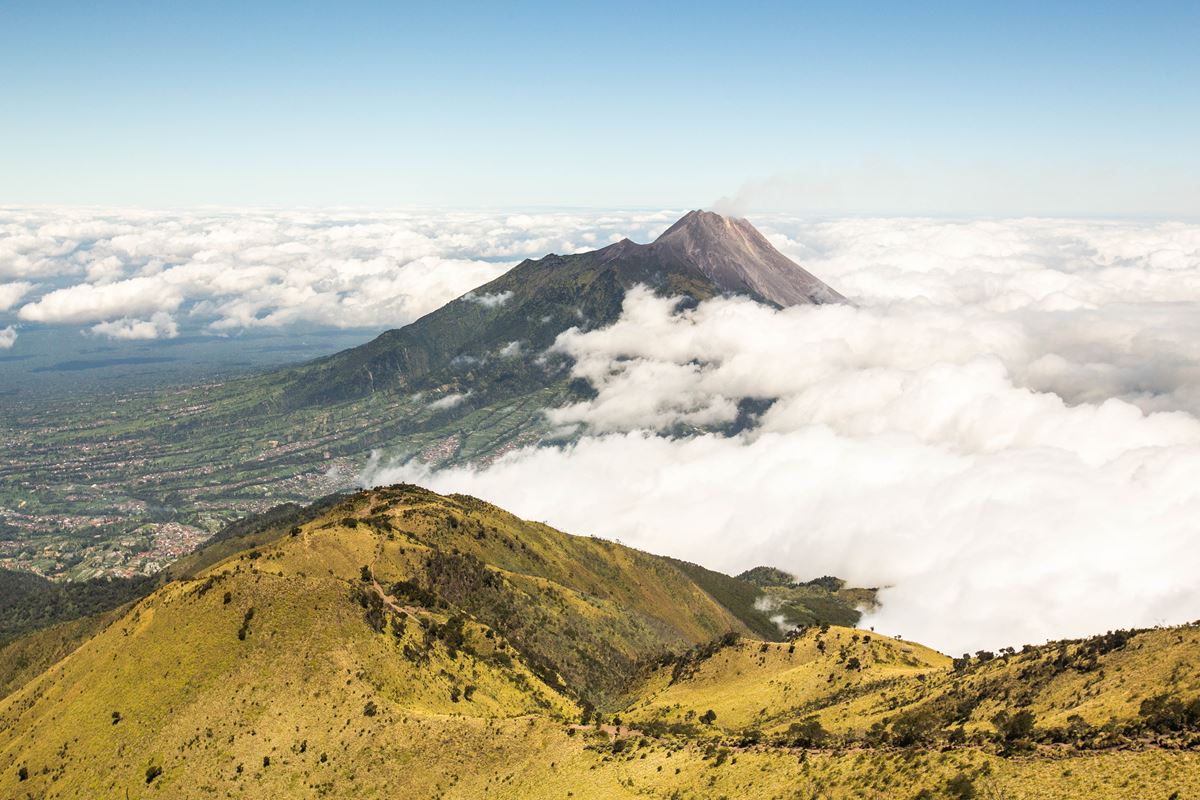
top-left (0, 485), bottom-right (760, 796)
top-left (2, 487), bottom-right (1200, 799)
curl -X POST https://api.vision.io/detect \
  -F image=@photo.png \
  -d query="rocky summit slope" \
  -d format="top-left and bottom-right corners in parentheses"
top-left (649, 210), bottom-right (842, 306)
top-left (1, 486), bottom-right (1200, 799)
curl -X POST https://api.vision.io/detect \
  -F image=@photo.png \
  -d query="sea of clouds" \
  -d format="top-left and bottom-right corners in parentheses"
top-left (4, 207), bottom-right (1200, 653)
top-left (0, 207), bottom-right (681, 345)
top-left (365, 213), bottom-right (1200, 654)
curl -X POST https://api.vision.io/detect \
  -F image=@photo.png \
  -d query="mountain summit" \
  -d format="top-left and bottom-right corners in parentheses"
top-left (646, 210), bottom-right (842, 306)
top-left (284, 211), bottom-right (842, 404)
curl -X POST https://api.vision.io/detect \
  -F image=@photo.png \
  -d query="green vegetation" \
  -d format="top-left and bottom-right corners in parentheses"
top-left (736, 565), bottom-right (797, 586)
top-left (667, 559), bottom-right (789, 640)
top-left (0, 568), bottom-right (154, 643)
top-left (0, 373), bottom-right (567, 579)
top-left (670, 559), bottom-right (872, 639)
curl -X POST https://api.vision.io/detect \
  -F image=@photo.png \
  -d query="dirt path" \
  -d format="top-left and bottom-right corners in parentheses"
top-left (370, 575), bottom-right (423, 616)
top-left (568, 724), bottom-right (644, 739)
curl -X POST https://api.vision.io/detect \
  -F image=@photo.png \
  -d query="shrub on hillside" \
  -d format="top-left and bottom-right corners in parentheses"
top-left (237, 608), bottom-right (255, 640)
top-left (991, 709), bottom-right (1036, 743)
top-left (1139, 694), bottom-right (1200, 733)
top-left (890, 706), bottom-right (941, 747)
top-left (782, 716), bottom-right (828, 748)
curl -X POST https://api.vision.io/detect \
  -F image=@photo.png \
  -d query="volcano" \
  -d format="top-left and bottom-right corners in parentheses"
top-left (642, 210), bottom-right (842, 306)
top-left (282, 210), bottom-right (842, 405)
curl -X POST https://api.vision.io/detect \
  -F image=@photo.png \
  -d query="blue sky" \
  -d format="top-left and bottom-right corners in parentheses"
top-left (2, 1), bottom-right (1197, 214)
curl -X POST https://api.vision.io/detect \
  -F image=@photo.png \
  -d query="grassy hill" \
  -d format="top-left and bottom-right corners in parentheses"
top-left (624, 626), bottom-right (950, 734)
top-left (623, 622), bottom-right (1200, 754)
top-left (0, 607), bottom-right (129, 699)
top-left (0, 485), bottom-right (766, 796)
top-left (2, 486), bottom-right (1199, 799)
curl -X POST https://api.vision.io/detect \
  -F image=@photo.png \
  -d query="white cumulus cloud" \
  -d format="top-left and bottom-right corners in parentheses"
top-left (90, 311), bottom-right (179, 340)
top-left (464, 290), bottom-right (514, 308)
top-left (428, 392), bottom-right (469, 410)
top-left (0, 208), bottom-right (680, 334)
top-left (0, 281), bottom-right (34, 311)
top-left (0, 326), bottom-right (16, 349)
top-left (20, 275), bottom-right (184, 325)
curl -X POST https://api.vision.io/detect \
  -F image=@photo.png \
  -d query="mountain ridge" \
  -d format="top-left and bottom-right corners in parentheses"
top-left (282, 210), bottom-right (841, 406)
top-left (2, 486), bottom-right (1199, 798)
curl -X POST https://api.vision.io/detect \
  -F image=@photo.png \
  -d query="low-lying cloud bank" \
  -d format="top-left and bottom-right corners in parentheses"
top-left (6, 207), bottom-right (1200, 653)
top-left (0, 208), bottom-right (680, 339)
top-left (362, 216), bottom-right (1200, 655)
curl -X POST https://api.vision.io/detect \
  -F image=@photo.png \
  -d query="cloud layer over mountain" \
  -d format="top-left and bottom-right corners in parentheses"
top-left (361, 213), bottom-right (1200, 654)
top-left (4, 207), bottom-right (1200, 653)
top-left (0, 208), bottom-right (680, 339)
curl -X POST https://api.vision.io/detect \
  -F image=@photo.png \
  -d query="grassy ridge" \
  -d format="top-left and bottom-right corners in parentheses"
top-left (0, 607), bottom-right (128, 698)
top-left (2, 486), bottom-right (1200, 798)
top-left (624, 623), bottom-right (1200, 754)
top-left (0, 490), bottom-right (582, 796)
top-left (0, 484), bottom-right (773, 796)
top-left (625, 627), bottom-right (949, 734)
